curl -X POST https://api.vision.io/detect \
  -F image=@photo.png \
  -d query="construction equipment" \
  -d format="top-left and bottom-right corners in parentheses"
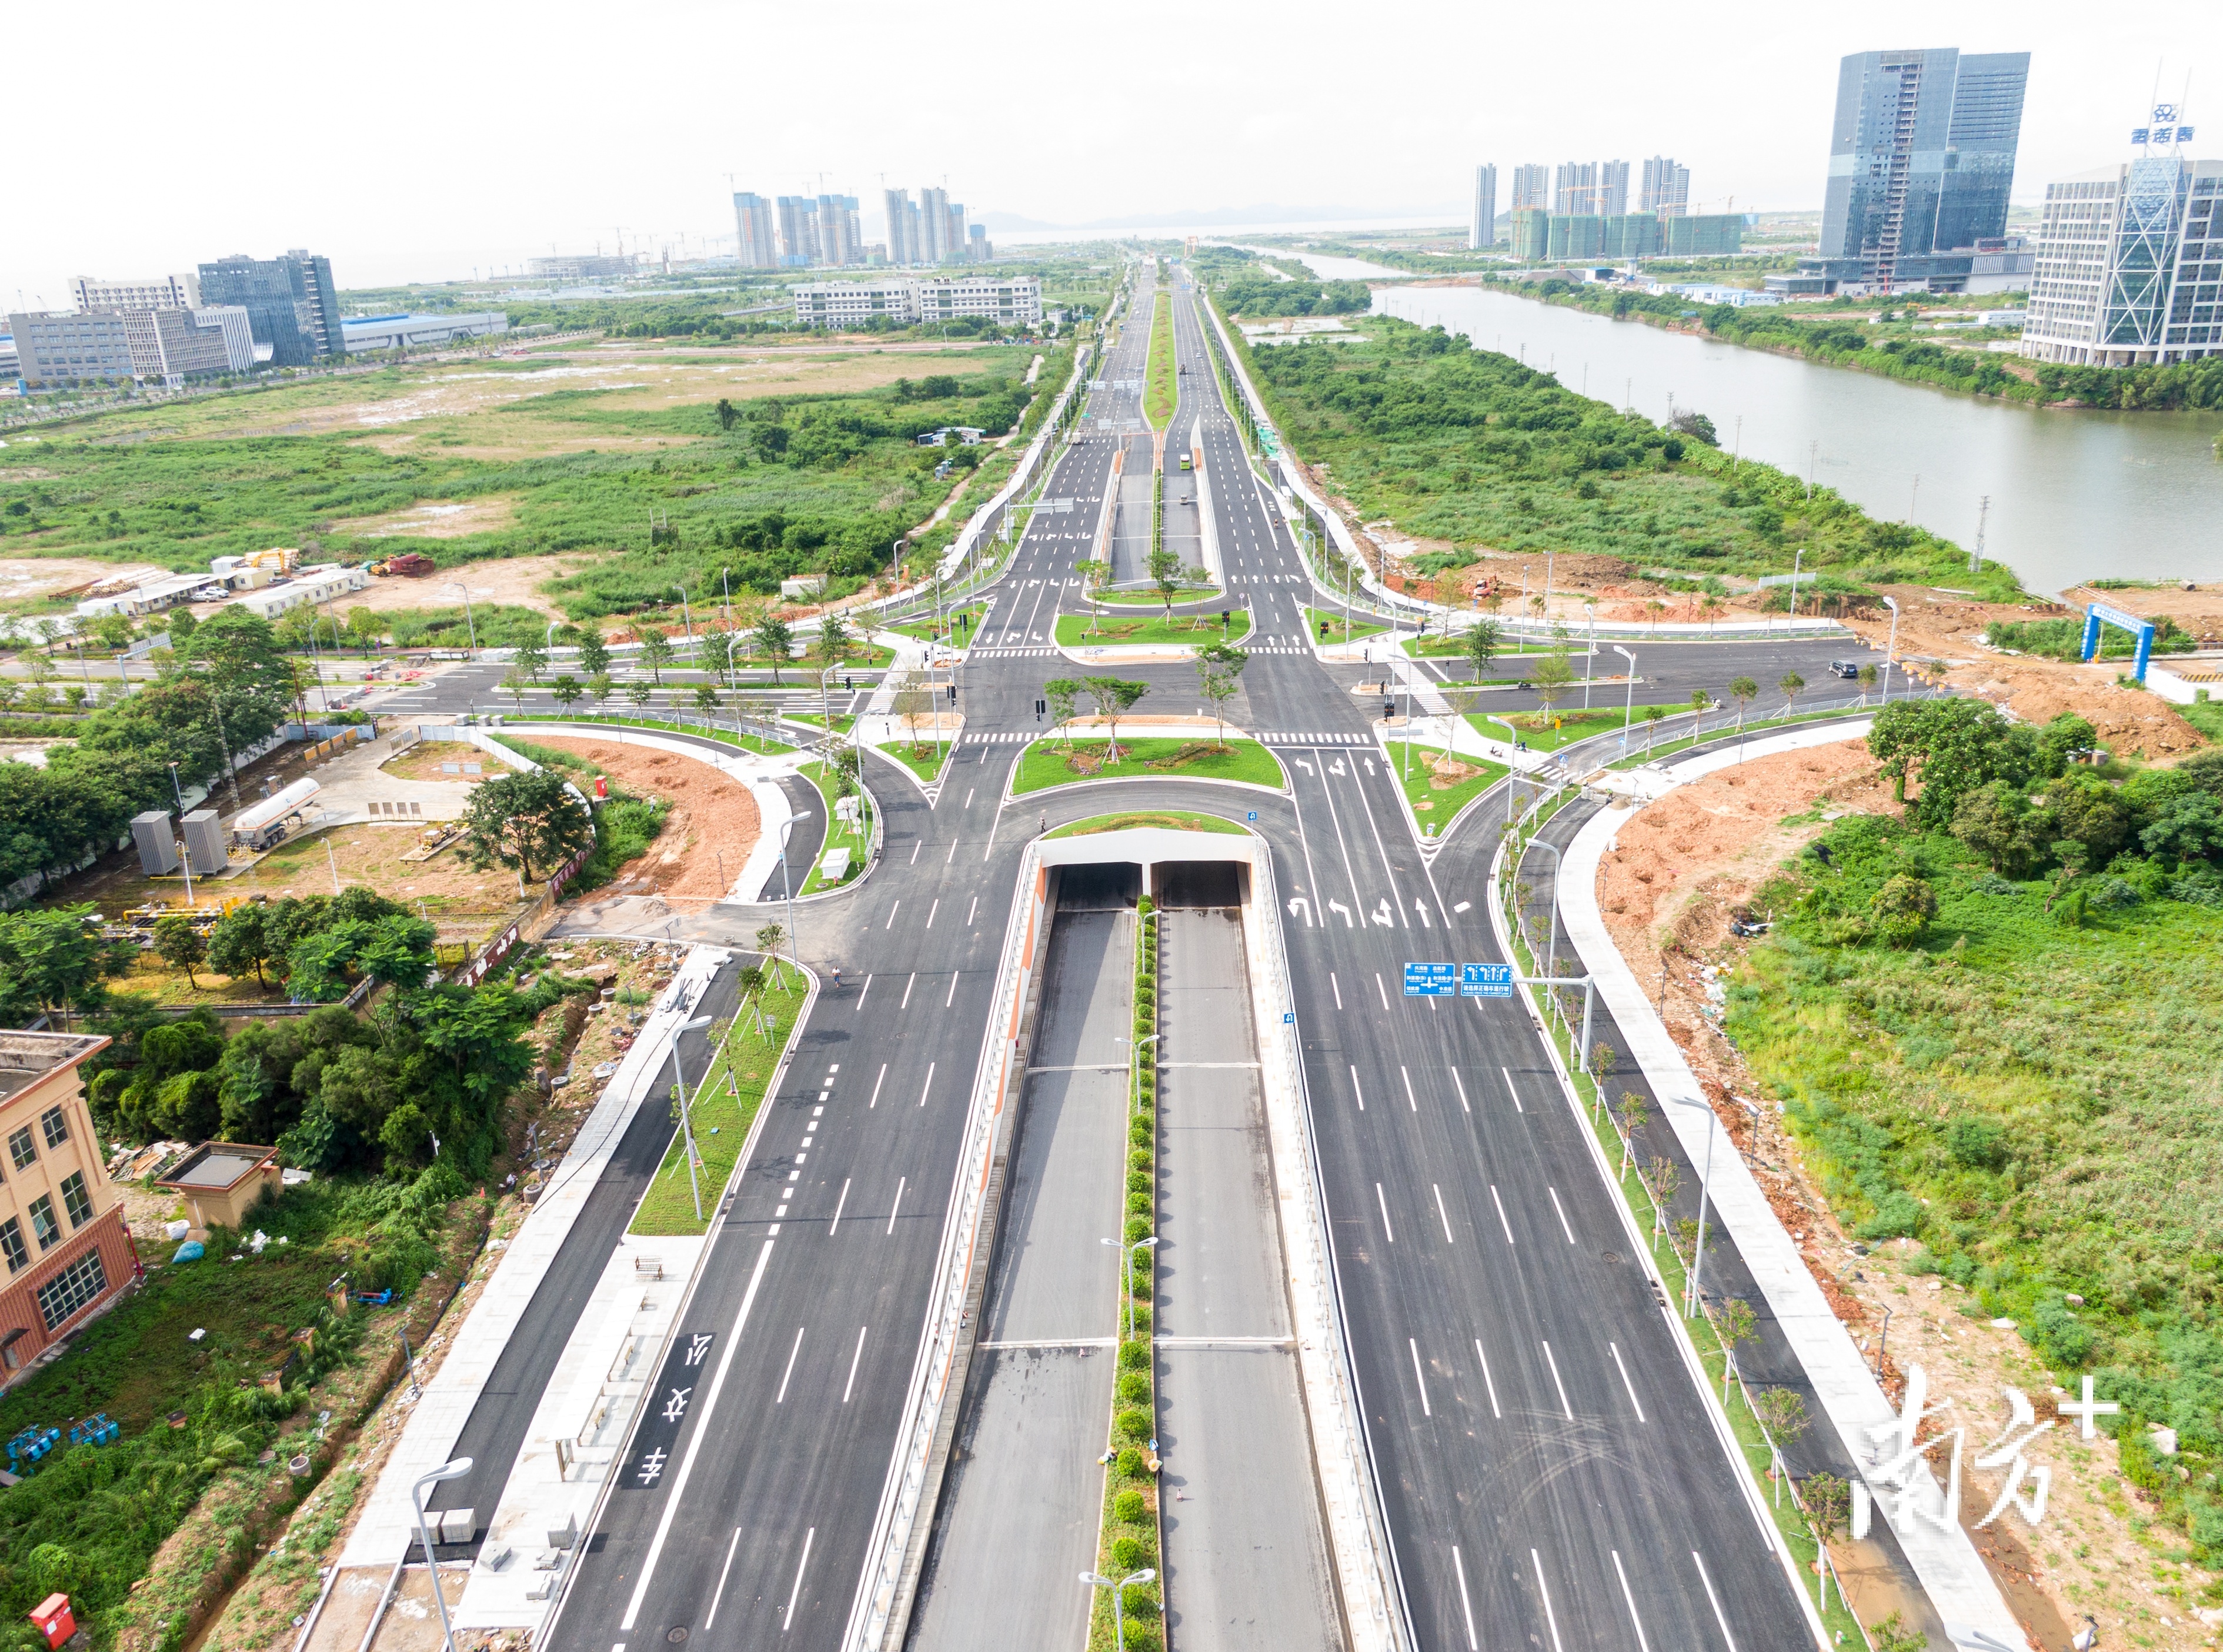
top-left (399, 823), bottom-right (463, 863)
top-left (369, 553), bottom-right (437, 578)
top-left (6, 1426), bottom-right (61, 1476)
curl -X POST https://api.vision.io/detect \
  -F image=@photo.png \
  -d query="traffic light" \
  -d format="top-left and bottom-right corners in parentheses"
top-left (1034, 698), bottom-right (1046, 720)
top-left (948, 684), bottom-right (958, 702)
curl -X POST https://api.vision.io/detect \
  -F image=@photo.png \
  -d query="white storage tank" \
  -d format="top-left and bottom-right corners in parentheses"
top-left (230, 777), bottom-right (321, 849)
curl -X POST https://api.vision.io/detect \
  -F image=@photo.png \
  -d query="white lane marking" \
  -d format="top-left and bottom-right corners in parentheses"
top-left (1434, 1184), bottom-right (1455, 1243)
top-left (617, 1239), bottom-right (776, 1630)
top-left (1547, 1187), bottom-right (1577, 1244)
top-left (855, 974), bottom-right (870, 1011)
top-left (944, 972), bottom-right (958, 1007)
top-left (1612, 1551), bottom-right (1654, 1652)
top-left (917, 1061), bottom-right (936, 1106)
top-left (1375, 1182), bottom-right (1394, 1241)
top-left (885, 900), bottom-right (900, 929)
top-left (1349, 1066), bottom-right (1366, 1111)
top-left (1452, 1070), bottom-right (1470, 1113)
top-left (842, 1326), bottom-right (868, 1403)
top-left (900, 972), bottom-right (916, 1009)
top-left (1452, 1546), bottom-right (1479, 1651)
top-left (1692, 1552), bottom-right (1738, 1652)
top-left (1330, 972), bottom-right (1343, 1010)
top-left (1408, 1337), bottom-right (1431, 1416)
top-left (887, 1177), bottom-right (906, 1234)
top-left (1489, 1185), bottom-right (1516, 1245)
top-left (925, 899), bottom-right (939, 928)
top-left (775, 1327), bottom-right (805, 1403)
top-left (1500, 1064), bottom-right (1525, 1113)
top-left (830, 1179), bottom-right (851, 1233)
top-left (1401, 1066), bottom-right (1418, 1111)
top-left (1374, 972), bottom-right (1390, 1010)
top-left (1531, 1550), bottom-right (1568, 1652)
top-left (704, 1527), bottom-right (743, 1628)
top-left (868, 1064), bottom-right (887, 1108)
top-left (1474, 1337), bottom-right (1501, 1419)
top-left (946, 840), bottom-right (957, 864)
top-left (966, 896), bottom-right (978, 927)
top-left (910, 840), bottom-right (921, 865)
top-left (783, 1526), bottom-right (816, 1631)
top-left (1540, 1340), bottom-right (1574, 1420)
top-left (1609, 1341), bottom-right (1647, 1422)
top-left (963, 787), bottom-right (975, 809)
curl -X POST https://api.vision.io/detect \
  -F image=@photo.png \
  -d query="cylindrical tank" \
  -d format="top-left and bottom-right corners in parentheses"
top-left (230, 777), bottom-right (321, 836)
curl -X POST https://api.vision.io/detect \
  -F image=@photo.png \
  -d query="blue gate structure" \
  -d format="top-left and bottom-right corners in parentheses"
top-left (2081, 602), bottom-right (2157, 682)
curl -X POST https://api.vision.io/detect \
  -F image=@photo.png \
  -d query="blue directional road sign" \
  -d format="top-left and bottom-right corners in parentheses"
top-left (1461, 963), bottom-right (1515, 999)
top-left (1403, 962), bottom-right (1457, 997)
top-left (1247, 810), bottom-right (1259, 823)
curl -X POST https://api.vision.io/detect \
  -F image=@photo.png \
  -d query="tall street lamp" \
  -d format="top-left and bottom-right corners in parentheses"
top-left (1613, 646), bottom-right (1637, 754)
top-left (1082, 1569), bottom-right (1157, 1652)
top-left (1484, 713), bottom-right (1522, 836)
top-left (411, 1456), bottom-right (474, 1652)
top-left (1880, 595), bottom-right (1900, 705)
top-left (673, 585), bottom-right (696, 657)
top-left (1102, 1234), bottom-right (1159, 1337)
top-left (1661, 1090), bottom-right (1724, 1320)
top-left (1117, 1032), bottom-right (1159, 1111)
top-left (166, 762), bottom-right (196, 907)
top-left (667, 1014), bottom-right (715, 1220)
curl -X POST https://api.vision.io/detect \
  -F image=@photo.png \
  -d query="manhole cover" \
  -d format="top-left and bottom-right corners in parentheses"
top-left (667, 1630), bottom-right (689, 1644)
top-left (1602, 1251), bottom-right (1621, 1264)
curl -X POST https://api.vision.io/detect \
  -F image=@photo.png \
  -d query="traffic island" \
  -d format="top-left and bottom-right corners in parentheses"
top-left (1012, 738), bottom-right (1285, 797)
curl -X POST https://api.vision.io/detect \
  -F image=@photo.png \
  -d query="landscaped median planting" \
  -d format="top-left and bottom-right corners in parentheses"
top-left (1053, 611), bottom-right (1251, 649)
top-left (1089, 894), bottom-right (1165, 1650)
top-left (1012, 737), bottom-right (1284, 796)
top-left (1045, 810), bottom-right (1247, 839)
top-left (1303, 605), bottom-right (1390, 643)
top-left (1382, 739), bottom-right (1508, 835)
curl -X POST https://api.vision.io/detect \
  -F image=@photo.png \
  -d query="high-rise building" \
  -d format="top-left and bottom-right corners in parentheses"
top-left (1640, 157), bottom-right (1691, 216)
top-left (195, 251), bottom-right (339, 365)
top-left (1470, 164), bottom-right (1498, 250)
top-left (1510, 165), bottom-right (1550, 211)
top-left (943, 202), bottom-right (967, 264)
top-left (882, 189), bottom-right (917, 266)
top-left (733, 192), bottom-right (778, 268)
top-left (919, 188), bottom-right (952, 263)
top-left (1553, 162), bottom-right (1598, 215)
top-left (811, 195), bottom-right (863, 266)
top-left (1598, 160), bottom-right (1630, 217)
top-left (1818, 47), bottom-right (2031, 289)
top-left (1508, 206), bottom-right (1550, 262)
top-left (2022, 128), bottom-right (2221, 366)
top-left (71, 274), bottom-right (198, 311)
top-left (775, 196), bottom-right (820, 267)
top-left (967, 223), bottom-right (992, 263)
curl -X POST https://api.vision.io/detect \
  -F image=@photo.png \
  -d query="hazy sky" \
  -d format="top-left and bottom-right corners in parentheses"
top-left (6, 0), bottom-right (2218, 306)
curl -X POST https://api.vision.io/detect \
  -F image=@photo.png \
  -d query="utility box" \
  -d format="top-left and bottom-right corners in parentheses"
top-left (180, 809), bottom-right (225, 874)
top-left (29, 1595), bottom-right (74, 1648)
top-left (131, 812), bottom-right (179, 876)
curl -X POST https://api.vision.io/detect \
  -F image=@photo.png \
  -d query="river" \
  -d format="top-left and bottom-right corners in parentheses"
top-left (1272, 253), bottom-right (2223, 596)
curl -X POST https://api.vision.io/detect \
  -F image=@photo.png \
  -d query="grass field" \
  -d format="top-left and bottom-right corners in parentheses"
top-left (886, 601), bottom-right (985, 643)
top-left (509, 713), bottom-right (795, 754)
top-left (1143, 292), bottom-right (1177, 432)
top-left (1464, 705), bottom-right (1641, 752)
top-left (796, 757), bottom-right (869, 895)
top-left (630, 973), bottom-right (810, 1236)
top-left (1384, 740), bottom-right (1508, 829)
top-left (1303, 606), bottom-right (1390, 643)
top-left (1045, 809), bottom-right (1247, 837)
top-left (873, 740), bottom-right (953, 783)
top-left (1053, 611), bottom-right (1251, 648)
top-left (1013, 737), bottom-right (1284, 796)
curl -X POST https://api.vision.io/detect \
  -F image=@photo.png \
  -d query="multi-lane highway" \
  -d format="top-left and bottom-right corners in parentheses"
top-left (538, 264), bottom-right (1861, 1650)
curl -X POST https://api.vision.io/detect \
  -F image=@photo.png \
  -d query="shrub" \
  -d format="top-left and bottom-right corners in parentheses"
top-left (1945, 1117), bottom-right (2008, 1172)
top-left (1119, 1339), bottom-right (1149, 1370)
top-left (1113, 1488), bottom-right (1147, 1521)
top-left (1110, 1534), bottom-right (1154, 1570)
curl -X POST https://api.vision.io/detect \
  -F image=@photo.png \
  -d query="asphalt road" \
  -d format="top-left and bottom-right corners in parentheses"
top-left (541, 266), bottom-right (1842, 1652)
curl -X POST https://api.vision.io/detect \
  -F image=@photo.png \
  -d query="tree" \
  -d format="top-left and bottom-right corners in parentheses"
top-left (752, 615), bottom-right (794, 685)
top-left (578, 629), bottom-right (612, 677)
top-left (1951, 782), bottom-right (2048, 877)
top-left (1083, 676), bottom-right (1150, 761)
top-left (1717, 1297), bottom-right (1757, 1394)
top-left (1700, 595), bottom-right (1725, 635)
top-left (1803, 1473), bottom-right (1850, 1547)
top-left (627, 679), bottom-right (654, 711)
top-left (1076, 559), bottom-right (1109, 635)
top-left (153, 913), bottom-right (208, 990)
top-left (462, 768), bottom-right (596, 885)
top-left (1193, 642), bottom-right (1248, 750)
top-left (715, 396), bottom-right (738, 431)
top-left (500, 671), bottom-right (531, 712)
top-left (1778, 670), bottom-right (1805, 716)
top-left (693, 683), bottom-right (723, 717)
top-left (346, 608), bottom-right (383, 655)
top-left (206, 902), bottom-right (275, 989)
top-left (1756, 1387), bottom-right (1811, 1453)
top-left (1148, 547), bottom-right (1185, 622)
top-left (512, 638), bottom-right (548, 680)
top-left (0, 905), bottom-right (131, 1027)
top-left (893, 672), bottom-right (934, 750)
top-left (1870, 873), bottom-right (1937, 947)
top-left (1867, 698), bottom-right (2028, 826)
top-left (550, 675), bottom-right (583, 713)
top-left (1463, 618), bottom-right (1502, 682)
top-left (1643, 703), bottom-right (1667, 754)
top-left (1857, 663), bottom-right (1878, 705)
top-left (850, 607), bottom-right (882, 662)
top-left (639, 628), bottom-right (675, 684)
top-left (755, 922), bottom-right (787, 987)
top-left (1645, 599), bottom-right (1665, 635)
top-left (1531, 652), bottom-right (1573, 718)
top-left (1728, 676), bottom-right (1758, 732)
top-left (1043, 678), bottom-right (1082, 747)
top-left (815, 611), bottom-right (851, 665)
top-left (589, 671), bottom-right (616, 710)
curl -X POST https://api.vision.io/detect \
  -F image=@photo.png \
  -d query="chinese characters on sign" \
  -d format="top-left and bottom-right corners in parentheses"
top-left (1855, 1366), bottom-right (2115, 1536)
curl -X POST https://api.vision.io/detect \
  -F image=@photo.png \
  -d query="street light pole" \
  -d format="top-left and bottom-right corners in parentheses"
top-left (166, 762), bottom-right (196, 907)
top-left (1582, 603), bottom-right (1596, 709)
top-left (667, 1014), bottom-right (715, 1220)
top-left (410, 1457), bottom-right (474, 1652)
top-left (1101, 1234), bottom-right (1160, 1337)
top-left (1613, 645), bottom-right (1637, 753)
top-left (1082, 1569), bottom-right (1157, 1652)
top-left (1485, 713), bottom-right (1522, 836)
top-left (673, 586), bottom-right (695, 658)
top-left (1880, 595), bottom-right (1900, 705)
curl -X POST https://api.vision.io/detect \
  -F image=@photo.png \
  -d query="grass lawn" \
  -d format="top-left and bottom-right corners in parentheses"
top-left (1046, 809), bottom-right (1248, 838)
top-left (514, 713), bottom-right (796, 755)
top-left (1013, 737), bottom-right (1284, 795)
top-left (1303, 606), bottom-right (1389, 642)
top-left (1402, 633), bottom-right (1560, 662)
top-left (1090, 587), bottom-right (1219, 606)
top-left (874, 740), bottom-right (953, 783)
top-left (1384, 740), bottom-right (1508, 830)
top-left (1144, 292), bottom-right (1177, 430)
top-left (1464, 705), bottom-right (1640, 753)
top-left (630, 973), bottom-right (810, 1236)
top-left (786, 712), bottom-right (859, 734)
top-left (1053, 610), bottom-right (1251, 648)
top-left (886, 602), bottom-right (984, 644)
top-left (796, 757), bottom-right (870, 895)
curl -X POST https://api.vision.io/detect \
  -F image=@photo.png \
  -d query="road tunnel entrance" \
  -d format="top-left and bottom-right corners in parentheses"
top-left (1153, 859), bottom-right (1244, 909)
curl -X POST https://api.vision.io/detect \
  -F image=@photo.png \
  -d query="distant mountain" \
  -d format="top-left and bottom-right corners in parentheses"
top-left (977, 203), bottom-right (1459, 233)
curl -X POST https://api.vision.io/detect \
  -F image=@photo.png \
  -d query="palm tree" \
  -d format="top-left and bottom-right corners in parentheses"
top-left (1700, 595), bottom-right (1725, 636)
top-left (1646, 599), bottom-right (1666, 635)
top-left (1728, 676), bottom-right (1758, 732)
top-left (1779, 671), bottom-right (1805, 717)
top-left (1857, 663), bottom-right (1878, 706)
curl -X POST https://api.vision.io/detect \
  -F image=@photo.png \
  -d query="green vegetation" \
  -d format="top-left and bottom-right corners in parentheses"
top-left (1385, 741), bottom-right (1508, 829)
top-left (1143, 292), bottom-right (1177, 432)
top-left (886, 601), bottom-right (983, 643)
top-left (630, 967), bottom-right (810, 1235)
top-left (575, 790), bottom-right (672, 892)
top-left (1491, 272), bottom-right (2223, 412)
top-left (1189, 245), bottom-right (1374, 316)
top-left (1053, 611), bottom-right (1250, 648)
top-left (797, 752), bottom-right (869, 895)
top-left (510, 712), bottom-right (793, 754)
top-left (1987, 613), bottom-right (2197, 661)
top-left (873, 740), bottom-right (952, 784)
top-left (1466, 705), bottom-right (1647, 753)
top-left (1220, 287), bottom-right (2024, 598)
top-left (1013, 738), bottom-right (1284, 796)
top-left (1723, 710), bottom-right (2223, 1559)
top-left (1303, 605), bottom-right (1388, 642)
top-left (1045, 810), bottom-right (1247, 838)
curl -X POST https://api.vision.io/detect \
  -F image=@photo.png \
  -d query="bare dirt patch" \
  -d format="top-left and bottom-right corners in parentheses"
top-left (0, 554), bottom-right (169, 604)
top-left (325, 495), bottom-right (519, 539)
top-left (1593, 740), bottom-right (2220, 1648)
top-left (525, 736), bottom-right (759, 901)
top-left (334, 552), bottom-right (588, 620)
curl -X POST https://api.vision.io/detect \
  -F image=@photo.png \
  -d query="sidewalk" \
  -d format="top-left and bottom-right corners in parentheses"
top-left (1554, 723), bottom-right (2031, 1652)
